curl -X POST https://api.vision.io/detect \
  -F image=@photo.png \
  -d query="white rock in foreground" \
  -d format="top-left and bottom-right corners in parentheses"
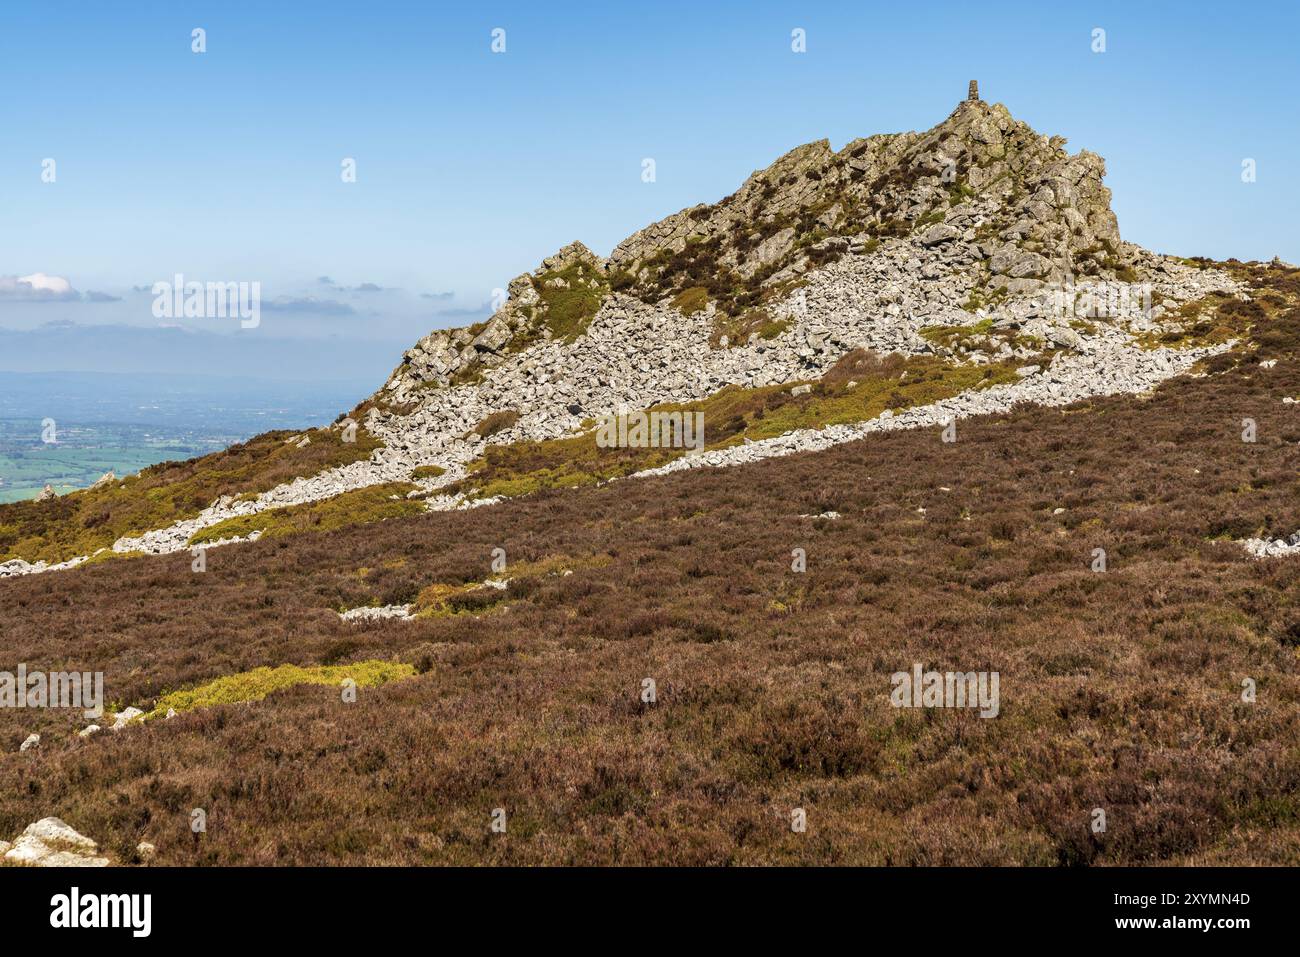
top-left (2, 818), bottom-right (109, 868)
top-left (1240, 531), bottom-right (1300, 558)
top-left (110, 707), bottom-right (144, 731)
top-left (339, 604), bottom-right (413, 621)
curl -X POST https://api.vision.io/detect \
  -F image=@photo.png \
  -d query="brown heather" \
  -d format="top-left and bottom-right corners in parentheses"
top-left (1, 264), bottom-right (1299, 866)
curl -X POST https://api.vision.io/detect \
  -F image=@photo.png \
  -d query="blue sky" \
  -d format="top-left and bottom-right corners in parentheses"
top-left (1, 0), bottom-right (1296, 375)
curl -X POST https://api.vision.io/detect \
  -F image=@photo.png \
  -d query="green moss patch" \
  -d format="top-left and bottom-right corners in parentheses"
top-left (711, 307), bottom-right (792, 348)
top-left (189, 482), bottom-right (423, 547)
top-left (412, 582), bottom-right (508, 618)
top-left (1135, 292), bottom-right (1264, 351)
top-left (671, 286), bottom-right (711, 315)
top-left (960, 285), bottom-right (1008, 313)
top-left (144, 660), bottom-right (416, 719)
top-left (531, 260), bottom-right (611, 343)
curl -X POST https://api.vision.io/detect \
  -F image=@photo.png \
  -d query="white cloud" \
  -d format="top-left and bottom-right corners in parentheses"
top-left (0, 272), bottom-right (80, 301)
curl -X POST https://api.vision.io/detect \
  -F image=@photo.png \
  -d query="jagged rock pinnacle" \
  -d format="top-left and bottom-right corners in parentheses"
top-left (384, 95), bottom-right (1138, 397)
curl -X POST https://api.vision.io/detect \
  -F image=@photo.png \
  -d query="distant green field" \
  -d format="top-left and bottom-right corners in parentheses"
top-left (0, 420), bottom-right (231, 503)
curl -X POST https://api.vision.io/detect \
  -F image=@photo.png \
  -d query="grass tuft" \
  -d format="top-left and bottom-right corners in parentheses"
top-left (145, 661), bottom-right (416, 719)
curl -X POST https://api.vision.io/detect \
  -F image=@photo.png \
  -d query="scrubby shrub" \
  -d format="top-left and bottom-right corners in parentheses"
top-left (472, 410), bottom-right (521, 439)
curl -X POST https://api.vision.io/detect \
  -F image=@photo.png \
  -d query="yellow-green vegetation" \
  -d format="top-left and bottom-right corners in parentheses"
top-left (530, 259), bottom-right (611, 343)
top-left (412, 582), bottom-right (508, 618)
top-left (946, 181), bottom-right (977, 203)
top-left (921, 316), bottom-right (1041, 356)
top-left (447, 350), bottom-right (1022, 500)
top-left (412, 553), bottom-right (609, 618)
top-left (711, 307), bottom-right (793, 348)
top-left (1135, 292), bottom-right (1263, 350)
top-left (410, 464), bottom-right (446, 480)
top-left (922, 317), bottom-right (995, 346)
top-left (188, 482), bottom-right (422, 546)
top-left (79, 548), bottom-right (145, 567)
top-left (671, 286), bottom-right (710, 315)
top-left (447, 363), bottom-right (486, 387)
top-left (355, 556), bottom-right (408, 577)
top-left (144, 660), bottom-right (416, 719)
top-left (960, 284), bottom-right (1008, 313)
top-left (0, 426), bottom-right (382, 565)
top-left (495, 552), bottom-right (611, 580)
top-left (348, 393), bottom-right (420, 418)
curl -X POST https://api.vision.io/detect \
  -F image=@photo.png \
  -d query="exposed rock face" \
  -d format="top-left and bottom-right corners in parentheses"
top-left (608, 98), bottom-right (1122, 281)
top-left (0, 554), bottom-right (91, 578)
top-left (384, 97), bottom-right (1129, 401)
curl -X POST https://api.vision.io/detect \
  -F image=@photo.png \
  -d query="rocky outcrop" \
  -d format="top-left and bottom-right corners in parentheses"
top-left (607, 98), bottom-right (1125, 288)
top-left (0, 553), bottom-right (91, 578)
top-left (339, 604), bottom-right (414, 621)
top-left (384, 96), bottom-right (1131, 403)
top-left (1, 818), bottom-right (110, 867)
top-left (387, 240), bottom-right (608, 394)
top-left (1240, 531), bottom-right (1300, 558)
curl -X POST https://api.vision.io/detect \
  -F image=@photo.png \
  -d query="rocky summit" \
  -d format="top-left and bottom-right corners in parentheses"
top-left (0, 88), bottom-right (1247, 573)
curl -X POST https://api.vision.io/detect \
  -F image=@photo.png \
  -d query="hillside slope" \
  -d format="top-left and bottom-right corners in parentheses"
top-left (0, 90), bottom-right (1244, 573)
top-left (2, 259), bottom-right (1298, 865)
